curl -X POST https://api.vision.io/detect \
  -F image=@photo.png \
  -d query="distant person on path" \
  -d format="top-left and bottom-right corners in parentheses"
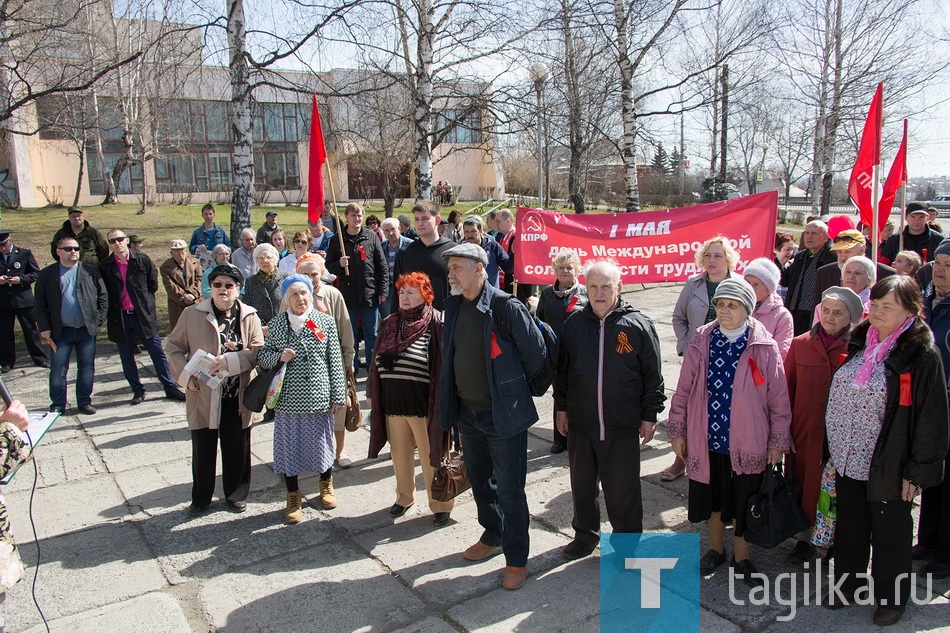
top-left (0, 229), bottom-right (48, 373)
top-left (257, 274), bottom-right (346, 523)
top-left (462, 215), bottom-right (510, 289)
top-left (50, 207), bottom-right (108, 265)
top-left (230, 229), bottom-right (258, 280)
top-left (166, 263), bottom-right (265, 517)
top-left (880, 203), bottom-right (944, 265)
top-left (440, 243), bottom-right (546, 591)
top-left (393, 201), bottom-right (454, 311)
top-left (99, 229), bottom-right (186, 404)
top-left (783, 220), bottom-right (835, 336)
top-left (160, 239), bottom-right (202, 331)
top-left (34, 236), bottom-right (108, 414)
top-left (554, 261), bottom-right (665, 560)
top-left (535, 248), bottom-right (586, 454)
top-left (189, 204), bottom-right (230, 269)
top-left (256, 210), bottom-right (281, 245)
top-left (378, 218), bottom-right (412, 320)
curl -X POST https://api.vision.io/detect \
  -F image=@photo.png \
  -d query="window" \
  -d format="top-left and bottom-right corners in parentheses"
top-left (87, 153), bottom-right (143, 195)
top-left (439, 108), bottom-right (483, 144)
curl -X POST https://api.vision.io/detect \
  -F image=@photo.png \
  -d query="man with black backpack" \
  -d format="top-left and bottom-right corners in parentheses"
top-left (439, 243), bottom-right (547, 592)
top-left (554, 260), bottom-right (666, 560)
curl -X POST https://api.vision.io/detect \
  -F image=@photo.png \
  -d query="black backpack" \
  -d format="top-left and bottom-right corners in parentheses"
top-left (491, 295), bottom-right (558, 397)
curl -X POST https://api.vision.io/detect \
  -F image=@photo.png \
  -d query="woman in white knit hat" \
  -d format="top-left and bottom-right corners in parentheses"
top-left (744, 257), bottom-right (794, 359)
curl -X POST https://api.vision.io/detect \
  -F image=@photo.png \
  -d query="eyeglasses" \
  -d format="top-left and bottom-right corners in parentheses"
top-left (108, 236), bottom-right (127, 244)
top-left (212, 281), bottom-right (237, 289)
top-left (294, 239), bottom-right (310, 245)
top-left (59, 246), bottom-right (80, 252)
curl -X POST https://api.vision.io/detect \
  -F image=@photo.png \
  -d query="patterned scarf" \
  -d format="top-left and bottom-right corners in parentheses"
top-left (374, 303), bottom-right (432, 370)
top-left (853, 316), bottom-right (915, 387)
top-left (790, 247), bottom-right (824, 312)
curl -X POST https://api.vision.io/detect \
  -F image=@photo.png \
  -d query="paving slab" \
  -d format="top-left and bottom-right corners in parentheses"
top-left (3, 436), bottom-right (106, 493)
top-left (92, 425), bottom-right (192, 473)
top-left (198, 540), bottom-right (427, 632)
top-left (21, 591), bottom-right (191, 633)
top-left (5, 522), bottom-right (167, 631)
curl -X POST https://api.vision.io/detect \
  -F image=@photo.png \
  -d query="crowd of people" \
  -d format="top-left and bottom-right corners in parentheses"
top-left (1, 200), bottom-right (948, 623)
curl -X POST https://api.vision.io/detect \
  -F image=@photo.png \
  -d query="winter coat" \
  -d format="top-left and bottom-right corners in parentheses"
top-left (554, 299), bottom-right (666, 439)
top-left (829, 319), bottom-right (948, 501)
top-left (33, 262), bottom-right (108, 340)
top-left (671, 270), bottom-right (736, 356)
top-left (782, 244), bottom-right (836, 312)
top-left (440, 283), bottom-right (546, 438)
top-left (752, 292), bottom-right (794, 360)
top-left (257, 309), bottom-right (346, 413)
top-left (50, 220), bottom-right (108, 265)
top-left (242, 270), bottom-right (288, 326)
top-left (160, 255), bottom-right (203, 331)
top-left (536, 282), bottom-right (588, 342)
top-left (325, 226), bottom-right (389, 308)
top-left (165, 299), bottom-right (265, 430)
top-left (784, 324), bottom-right (850, 523)
top-left (98, 250), bottom-right (160, 343)
top-left (0, 246), bottom-right (40, 310)
top-left (368, 311), bottom-right (448, 468)
top-left (881, 226), bottom-right (945, 263)
top-left (667, 318), bottom-right (792, 484)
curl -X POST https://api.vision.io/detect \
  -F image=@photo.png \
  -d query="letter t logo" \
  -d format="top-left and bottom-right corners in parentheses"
top-left (625, 558), bottom-right (678, 608)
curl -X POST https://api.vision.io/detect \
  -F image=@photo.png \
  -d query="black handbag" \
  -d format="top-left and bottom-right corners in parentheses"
top-left (243, 361), bottom-right (284, 413)
top-left (744, 464), bottom-right (810, 549)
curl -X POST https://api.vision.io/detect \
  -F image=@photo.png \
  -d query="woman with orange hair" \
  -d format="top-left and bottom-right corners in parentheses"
top-left (368, 272), bottom-right (454, 526)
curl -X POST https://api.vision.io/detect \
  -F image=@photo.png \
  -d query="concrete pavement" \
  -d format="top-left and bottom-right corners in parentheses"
top-left (2, 284), bottom-right (948, 632)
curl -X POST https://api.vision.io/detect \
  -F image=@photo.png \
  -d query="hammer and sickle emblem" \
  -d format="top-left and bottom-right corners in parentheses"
top-left (616, 332), bottom-right (633, 354)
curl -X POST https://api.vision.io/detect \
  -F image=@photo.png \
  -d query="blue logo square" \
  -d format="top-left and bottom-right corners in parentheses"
top-left (600, 533), bottom-right (700, 633)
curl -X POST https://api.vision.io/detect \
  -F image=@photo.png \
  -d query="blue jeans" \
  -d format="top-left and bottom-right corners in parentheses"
top-left (347, 305), bottom-right (378, 371)
top-left (117, 311), bottom-right (178, 395)
top-left (49, 326), bottom-right (97, 409)
top-left (459, 403), bottom-right (530, 567)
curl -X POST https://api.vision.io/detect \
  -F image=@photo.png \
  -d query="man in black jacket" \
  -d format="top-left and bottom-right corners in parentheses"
top-left (99, 229), bottom-right (185, 404)
top-left (50, 207), bottom-right (109, 265)
top-left (35, 237), bottom-right (108, 413)
top-left (392, 201), bottom-right (454, 310)
top-left (553, 261), bottom-right (666, 560)
top-left (0, 229), bottom-right (48, 372)
top-left (880, 203), bottom-right (945, 265)
top-left (325, 203), bottom-right (389, 373)
top-left (783, 220), bottom-right (836, 335)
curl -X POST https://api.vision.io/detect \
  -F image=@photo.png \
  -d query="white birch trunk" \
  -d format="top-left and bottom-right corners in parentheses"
top-left (614, 0), bottom-right (639, 213)
top-left (412, 0), bottom-right (434, 201)
top-left (228, 0), bottom-right (254, 244)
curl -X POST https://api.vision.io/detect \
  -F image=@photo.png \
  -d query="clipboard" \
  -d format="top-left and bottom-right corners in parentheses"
top-left (0, 411), bottom-right (59, 484)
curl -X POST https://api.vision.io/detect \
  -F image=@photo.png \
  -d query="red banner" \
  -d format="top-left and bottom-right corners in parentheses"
top-left (515, 191), bottom-right (778, 284)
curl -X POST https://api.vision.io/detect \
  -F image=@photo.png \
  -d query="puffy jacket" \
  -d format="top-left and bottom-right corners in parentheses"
top-left (668, 318), bottom-right (792, 484)
top-left (325, 226), bottom-right (389, 308)
top-left (554, 299), bottom-right (666, 439)
top-left (752, 292), bottom-right (794, 360)
top-left (832, 319), bottom-right (948, 501)
top-left (440, 283), bottom-right (545, 438)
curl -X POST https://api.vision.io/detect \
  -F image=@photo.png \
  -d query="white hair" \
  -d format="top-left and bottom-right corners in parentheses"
top-left (806, 220), bottom-right (829, 233)
top-left (381, 218), bottom-right (399, 231)
top-left (240, 228), bottom-right (256, 240)
top-left (584, 259), bottom-right (621, 284)
top-left (211, 243), bottom-right (231, 257)
top-left (253, 243), bottom-right (279, 263)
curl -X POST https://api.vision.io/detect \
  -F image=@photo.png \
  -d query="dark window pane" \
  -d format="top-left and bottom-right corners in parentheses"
top-left (207, 102), bottom-right (228, 141)
top-left (263, 104), bottom-right (284, 142)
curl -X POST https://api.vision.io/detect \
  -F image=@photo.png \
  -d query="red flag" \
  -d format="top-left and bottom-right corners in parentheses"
top-left (848, 83), bottom-right (883, 229)
top-left (308, 94), bottom-right (327, 225)
top-left (879, 119), bottom-right (908, 225)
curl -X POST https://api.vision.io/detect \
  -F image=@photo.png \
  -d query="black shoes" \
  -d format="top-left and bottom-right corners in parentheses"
top-left (562, 539), bottom-right (597, 561)
top-left (872, 606), bottom-right (903, 626)
top-left (226, 500), bottom-right (247, 513)
top-left (699, 548), bottom-right (727, 575)
top-left (389, 503), bottom-right (412, 518)
top-left (730, 558), bottom-right (765, 588)
top-left (922, 560), bottom-right (950, 579)
top-left (551, 443), bottom-right (566, 454)
top-left (432, 512), bottom-right (451, 526)
top-left (1, 366), bottom-right (12, 374)
top-left (188, 503), bottom-right (210, 517)
top-left (77, 403), bottom-right (97, 415)
top-left (130, 392), bottom-right (146, 405)
top-left (165, 388), bottom-right (187, 402)
top-left (48, 405), bottom-right (64, 413)
top-left (790, 540), bottom-right (816, 561)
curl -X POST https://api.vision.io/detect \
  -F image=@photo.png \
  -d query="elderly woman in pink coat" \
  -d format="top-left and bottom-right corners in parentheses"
top-left (744, 258), bottom-right (794, 359)
top-left (668, 278), bottom-right (792, 588)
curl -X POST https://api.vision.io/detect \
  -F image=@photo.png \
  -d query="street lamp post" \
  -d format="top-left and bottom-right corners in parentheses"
top-left (529, 63), bottom-right (548, 208)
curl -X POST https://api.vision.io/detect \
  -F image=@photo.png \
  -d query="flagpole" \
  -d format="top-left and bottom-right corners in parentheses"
top-left (898, 184), bottom-right (907, 253)
top-left (324, 161), bottom-right (349, 276)
top-left (872, 164), bottom-right (880, 264)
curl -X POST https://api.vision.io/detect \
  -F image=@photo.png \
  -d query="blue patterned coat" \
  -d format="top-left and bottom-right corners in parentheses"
top-left (258, 309), bottom-right (346, 413)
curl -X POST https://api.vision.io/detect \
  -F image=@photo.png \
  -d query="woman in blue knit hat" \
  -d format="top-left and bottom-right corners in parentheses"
top-left (257, 274), bottom-right (346, 523)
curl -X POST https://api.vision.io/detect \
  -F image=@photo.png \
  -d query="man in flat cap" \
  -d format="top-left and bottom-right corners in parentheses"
top-left (0, 229), bottom-right (48, 372)
top-left (50, 207), bottom-right (108, 265)
top-left (160, 239), bottom-right (202, 331)
top-left (256, 210), bottom-right (281, 245)
top-left (439, 242), bottom-right (546, 592)
top-left (128, 235), bottom-right (145, 252)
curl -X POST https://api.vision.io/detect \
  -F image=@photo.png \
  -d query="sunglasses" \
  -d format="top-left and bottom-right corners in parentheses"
top-left (108, 236), bottom-right (127, 244)
top-left (294, 239), bottom-right (310, 245)
top-left (59, 246), bottom-right (80, 252)
top-left (833, 235), bottom-right (862, 244)
top-left (212, 281), bottom-right (237, 289)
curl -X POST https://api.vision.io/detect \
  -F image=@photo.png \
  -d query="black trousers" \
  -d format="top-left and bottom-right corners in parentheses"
top-left (568, 429), bottom-right (643, 545)
top-left (834, 474), bottom-right (912, 609)
top-left (552, 399), bottom-right (566, 447)
top-left (191, 397), bottom-right (251, 507)
top-left (0, 307), bottom-right (47, 367)
top-left (917, 452), bottom-right (950, 564)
